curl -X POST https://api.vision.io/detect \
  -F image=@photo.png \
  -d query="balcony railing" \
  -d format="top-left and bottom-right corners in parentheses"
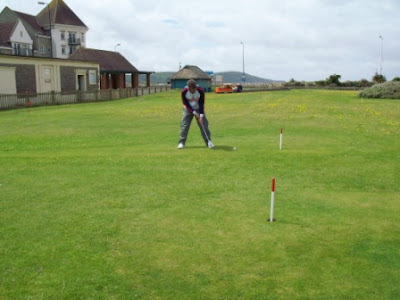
top-left (13, 48), bottom-right (33, 57)
top-left (68, 38), bottom-right (81, 45)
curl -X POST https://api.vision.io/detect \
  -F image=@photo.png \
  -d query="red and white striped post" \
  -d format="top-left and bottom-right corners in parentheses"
top-left (279, 128), bottom-right (283, 150)
top-left (268, 178), bottom-right (276, 222)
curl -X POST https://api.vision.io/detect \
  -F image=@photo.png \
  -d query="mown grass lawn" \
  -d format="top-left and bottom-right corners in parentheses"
top-left (0, 89), bottom-right (399, 299)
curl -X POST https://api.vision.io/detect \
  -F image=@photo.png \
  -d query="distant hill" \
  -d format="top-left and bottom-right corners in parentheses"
top-left (139, 72), bottom-right (174, 84)
top-left (214, 71), bottom-right (280, 84)
top-left (139, 71), bottom-right (281, 85)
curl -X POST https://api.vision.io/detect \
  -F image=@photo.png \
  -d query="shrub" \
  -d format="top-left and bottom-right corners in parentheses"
top-left (358, 81), bottom-right (400, 99)
top-left (342, 79), bottom-right (373, 88)
top-left (315, 80), bottom-right (327, 86)
top-left (392, 77), bottom-right (400, 82)
top-left (359, 79), bottom-right (373, 87)
top-left (283, 78), bottom-right (305, 87)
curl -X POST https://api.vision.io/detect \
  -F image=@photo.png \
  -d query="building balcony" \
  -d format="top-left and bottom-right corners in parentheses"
top-left (68, 38), bottom-right (81, 45)
top-left (13, 48), bottom-right (33, 57)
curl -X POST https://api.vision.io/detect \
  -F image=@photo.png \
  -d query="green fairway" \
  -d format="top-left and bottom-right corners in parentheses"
top-left (1, 89), bottom-right (399, 299)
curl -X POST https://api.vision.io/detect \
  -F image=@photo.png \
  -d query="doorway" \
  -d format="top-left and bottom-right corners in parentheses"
top-left (76, 70), bottom-right (87, 91)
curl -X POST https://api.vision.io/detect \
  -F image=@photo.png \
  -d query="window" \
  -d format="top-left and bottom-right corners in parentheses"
top-left (61, 31), bottom-right (65, 40)
top-left (22, 44), bottom-right (27, 56)
top-left (69, 32), bottom-right (76, 44)
top-left (44, 67), bottom-right (51, 83)
top-left (69, 46), bottom-right (77, 55)
top-left (89, 70), bottom-right (97, 85)
top-left (20, 31), bottom-right (23, 37)
top-left (40, 45), bottom-right (46, 54)
top-left (61, 46), bottom-right (66, 55)
top-left (13, 43), bottom-right (21, 55)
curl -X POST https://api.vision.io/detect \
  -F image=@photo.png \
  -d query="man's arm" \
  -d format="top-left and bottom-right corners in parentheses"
top-left (198, 87), bottom-right (205, 116)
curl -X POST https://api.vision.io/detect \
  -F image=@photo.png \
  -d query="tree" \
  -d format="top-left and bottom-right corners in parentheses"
top-left (372, 72), bottom-right (386, 83)
top-left (359, 79), bottom-right (371, 87)
top-left (326, 74), bottom-right (341, 86)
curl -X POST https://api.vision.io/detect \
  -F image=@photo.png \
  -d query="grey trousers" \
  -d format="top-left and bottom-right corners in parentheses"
top-left (179, 107), bottom-right (211, 146)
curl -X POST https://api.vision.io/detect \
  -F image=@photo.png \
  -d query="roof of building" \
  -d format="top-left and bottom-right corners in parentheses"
top-left (0, 6), bottom-right (48, 38)
top-left (15, 10), bottom-right (47, 34)
top-left (0, 22), bottom-right (15, 47)
top-left (0, 7), bottom-right (17, 23)
top-left (171, 65), bottom-right (211, 80)
top-left (37, 0), bottom-right (87, 28)
top-left (69, 48), bottom-right (138, 73)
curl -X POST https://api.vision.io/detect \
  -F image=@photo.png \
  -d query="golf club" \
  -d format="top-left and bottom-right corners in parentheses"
top-left (199, 120), bottom-right (214, 148)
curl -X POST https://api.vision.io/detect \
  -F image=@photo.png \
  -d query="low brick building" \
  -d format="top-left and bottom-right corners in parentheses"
top-left (69, 48), bottom-right (153, 90)
top-left (0, 53), bottom-right (99, 94)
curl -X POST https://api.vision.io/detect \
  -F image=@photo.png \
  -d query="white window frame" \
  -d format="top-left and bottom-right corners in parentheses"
top-left (88, 70), bottom-right (97, 85)
top-left (40, 45), bottom-right (46, 54)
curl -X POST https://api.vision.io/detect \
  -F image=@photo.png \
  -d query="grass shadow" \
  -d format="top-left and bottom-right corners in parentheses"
top-left (182, 145), bottom-right (236, 151)
top-left (212, 145), bottom-right (236, 151)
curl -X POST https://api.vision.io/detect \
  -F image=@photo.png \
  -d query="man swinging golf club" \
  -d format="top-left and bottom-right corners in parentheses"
top-left (177, 79), bottom-right (214, 149)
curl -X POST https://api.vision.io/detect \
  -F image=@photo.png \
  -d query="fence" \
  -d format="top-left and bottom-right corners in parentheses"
top-left (0, 85), bottom-right (171, 111)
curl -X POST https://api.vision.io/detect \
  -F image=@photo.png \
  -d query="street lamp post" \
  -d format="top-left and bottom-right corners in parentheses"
top-left (38, 2), bottom-right (52, 58)
top-left (379, 35), bottom-right (383, 75)
top-left (240, 42), bottom-right (245, 83)
top-left (114, 43), bottom-right (121, 52)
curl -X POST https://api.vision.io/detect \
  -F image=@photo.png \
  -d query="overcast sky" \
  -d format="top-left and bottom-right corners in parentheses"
top-left (3, 0), bottom-right (400, 81)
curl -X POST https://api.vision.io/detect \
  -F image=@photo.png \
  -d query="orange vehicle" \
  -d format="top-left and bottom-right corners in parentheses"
top-left (215, 84), bottom-right (233, 94)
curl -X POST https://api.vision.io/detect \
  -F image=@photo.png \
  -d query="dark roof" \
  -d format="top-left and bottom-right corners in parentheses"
top-left (0, 22), bottom-right (15, 47)
top-left (0, 6), bottom-right (48, 37)
top-left (37, 0), bottom-right (87, 28)
top-left (171, 65), bottom-right (211, 80)
top-left (15, 11), bottom-right (47, 35)
top-left (69, 48), bottom-right (138, 73)
top-left (0, 7), bottom-right (16, 23)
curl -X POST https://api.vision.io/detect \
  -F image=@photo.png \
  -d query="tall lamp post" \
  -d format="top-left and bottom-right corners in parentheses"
top-left (38, 1), bottom-right (52, 58)
top-left (114, 43), bottom-right (121, 52)
top-left (379, 35), bottom-right (383, 75)
top-left (240, 42), bottom-right (245, 83)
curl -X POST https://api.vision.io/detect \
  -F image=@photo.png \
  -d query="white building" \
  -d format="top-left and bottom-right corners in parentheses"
top-left (36, 0), bottom-right (88, 59)
top-left (0, 0), bottom-right (88, 59)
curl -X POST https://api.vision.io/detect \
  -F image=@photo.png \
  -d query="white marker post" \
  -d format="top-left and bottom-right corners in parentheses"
top-left (268, 178), bottom-right (276, 222)
top-left (279, 128), bottom-right (283, 150)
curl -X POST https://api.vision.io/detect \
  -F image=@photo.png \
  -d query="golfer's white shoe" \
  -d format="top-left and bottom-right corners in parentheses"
top-left (208, 141), bottom-right (214, 149)
top-left (177, 143), bottom-right (185, 149)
